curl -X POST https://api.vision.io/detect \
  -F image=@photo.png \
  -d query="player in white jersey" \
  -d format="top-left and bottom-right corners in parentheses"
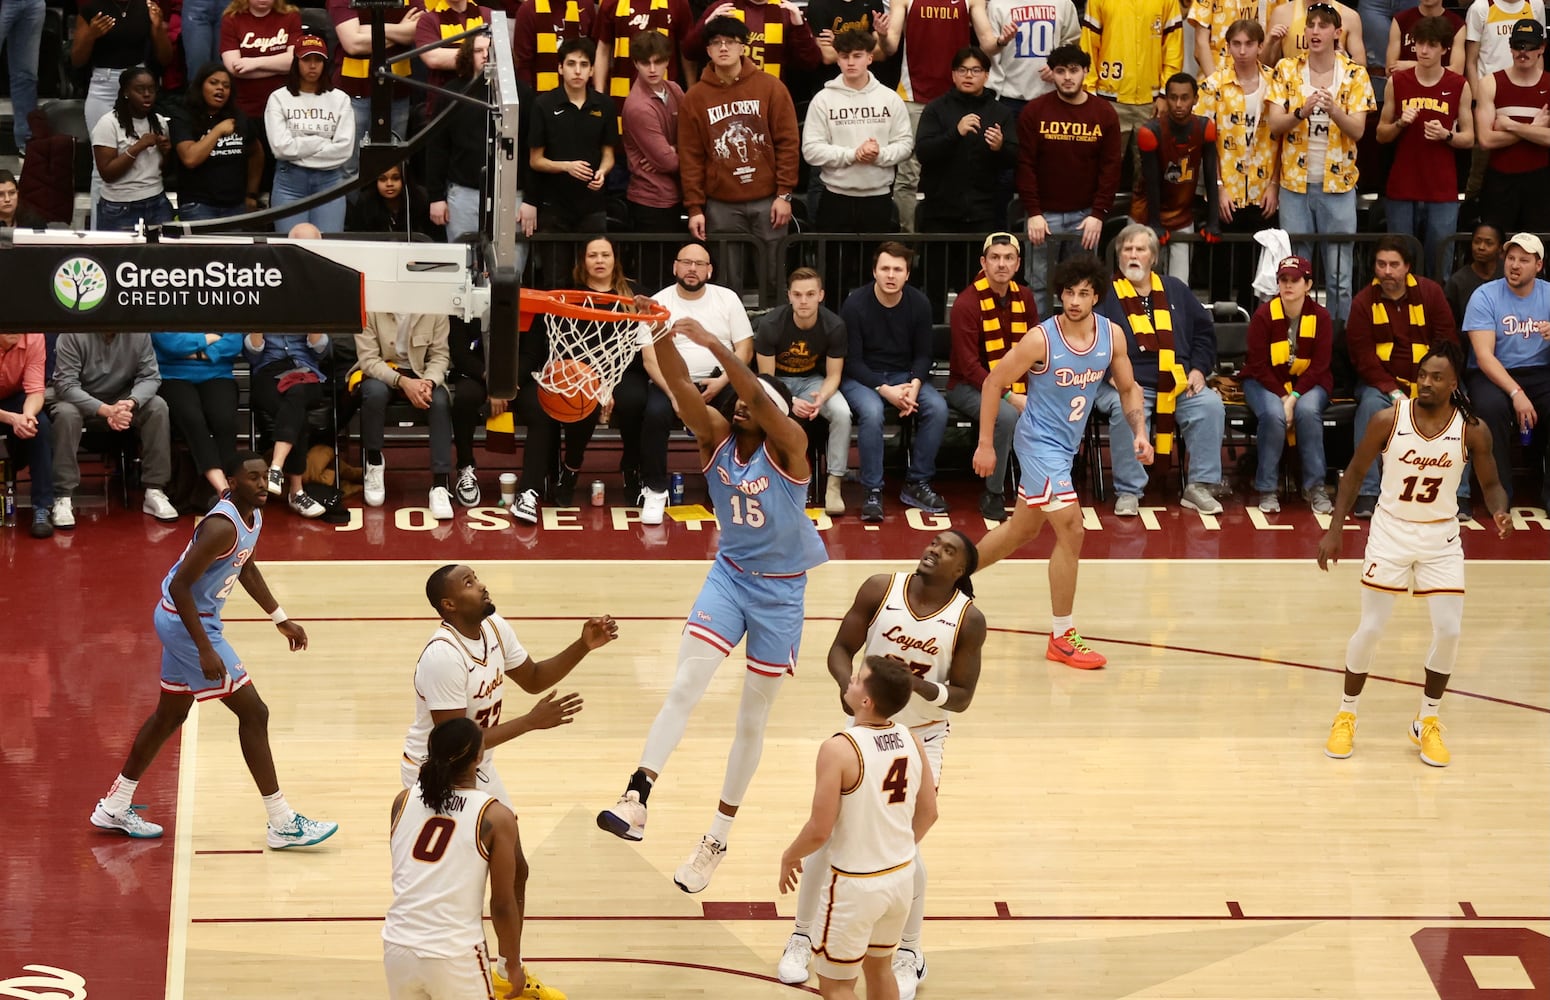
top-left (778, 531), bottom-right (985, 999)
top-left (385, 718), bottom-right (525, 1000)
top-left (405, 565), bottom-right (616, 1000)
top-left (779, 658), bottom-right (940, 1000)
top-left (1318, 343), bottom-right (1512, 766)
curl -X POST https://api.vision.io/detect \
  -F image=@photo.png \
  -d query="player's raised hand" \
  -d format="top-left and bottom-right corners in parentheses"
top-left (671, 316), bottom-right (718, 348)
top-left (1493, 509), bottom-right (1513, 539)
top-left (278, 618), bottom-right (308, 651)
top-left (778, 849), bottom-right (804, 894)
top-left (580, 615), bottom-right (619, 649)
top-left (524, 690), bottom-right (584, 730)
top-left (1316, 530), bottom-right (1341, 571)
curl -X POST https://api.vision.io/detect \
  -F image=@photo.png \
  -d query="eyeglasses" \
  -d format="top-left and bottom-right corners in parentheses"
top-left (675, 258), bottom-right (711, 267)
top-left (952, 65), bottom-right (987, 75)
top-left (707, 38), bottom-right (744, 48)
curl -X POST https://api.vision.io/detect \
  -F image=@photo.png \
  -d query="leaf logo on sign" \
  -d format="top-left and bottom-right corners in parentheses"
top-left (0, 965), bottom-right (88, 999)
top-left (53, 258), bottom-right (108, 313)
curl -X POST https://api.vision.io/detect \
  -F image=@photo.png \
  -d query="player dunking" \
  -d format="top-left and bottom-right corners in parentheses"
top-left (89, 451), bottom-right (337, 848)
top-left (597, 312), bottom-right (828, 894)
top-left (972, 253), bottom-right (1153, 669)
top-left (407, 565), bottom-right (616, 1000)
top-left (385, 718), bottom-right (524, 1000)
top-left (1318, 343), bottom-right (1512, 766)
top-left (777, 532), bottom-right (985, 1000)
top-left (778, 658), bottom-right (940, 1000)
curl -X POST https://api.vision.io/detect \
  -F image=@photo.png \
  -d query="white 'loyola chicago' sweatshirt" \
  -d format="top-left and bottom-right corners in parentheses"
top-left (264, 87), bottom-right (355, 171)
top-left (801, 72), bottom-right (914, 198)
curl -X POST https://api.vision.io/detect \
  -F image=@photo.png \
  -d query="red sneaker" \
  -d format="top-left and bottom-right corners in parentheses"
top-left (1046, 628), bottom-right (1107, 669)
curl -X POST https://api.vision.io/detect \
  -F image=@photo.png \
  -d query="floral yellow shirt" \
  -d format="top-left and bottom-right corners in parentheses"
top-left (1268, 52), bottom-right (1375, 195)
top-left (1185, 0), bottom-right (1268, 71)
top-left (1195, 63), bottom-right (1280, 208)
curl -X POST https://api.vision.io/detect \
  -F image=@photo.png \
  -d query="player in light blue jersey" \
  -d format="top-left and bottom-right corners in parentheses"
top-left (90, 451), bottom-right (338, 850)
top-left (972, 253), bottom-right (1153, 669)
top-left (599, 308), bottom-right (828, 895)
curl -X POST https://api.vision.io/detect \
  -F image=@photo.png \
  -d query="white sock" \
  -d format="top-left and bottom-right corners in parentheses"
top-left (1419, 695), bottom-right (1442, 720)
top-left (1052, 615), bottom-right (1073, 636)
top-left (262, 790), bottom-right (296, 827)
top-left (104, 774), bottom-right (138, 814)
top-left (708, 809), bottom-right (734, 847)
top-left (899, 848), bottom-right (927, 953)
top-left (792, 842), bottom-right (829, 937)
top-left (1340, 693), bottom-right (1360, 715)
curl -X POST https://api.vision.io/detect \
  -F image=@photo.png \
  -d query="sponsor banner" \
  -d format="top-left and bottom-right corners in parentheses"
top-left (1, 244), bottom-right (366, 332)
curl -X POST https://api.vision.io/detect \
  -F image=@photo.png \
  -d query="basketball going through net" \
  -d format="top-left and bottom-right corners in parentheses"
top-left (520, 290), bottom-right (673, 422)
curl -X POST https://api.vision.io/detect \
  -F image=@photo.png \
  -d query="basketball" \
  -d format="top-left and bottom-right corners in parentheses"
top-left (537, 359), bottom-right (601, 423)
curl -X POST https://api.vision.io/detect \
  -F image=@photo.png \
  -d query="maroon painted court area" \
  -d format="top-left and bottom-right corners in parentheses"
top-left (0, 480), bottom-right (1544, 998)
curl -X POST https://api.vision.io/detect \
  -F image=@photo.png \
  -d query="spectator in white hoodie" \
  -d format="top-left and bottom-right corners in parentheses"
top-left (265, 34), bottom-right (354, 233)
top-left (802, 28), bottom-right (914, 235)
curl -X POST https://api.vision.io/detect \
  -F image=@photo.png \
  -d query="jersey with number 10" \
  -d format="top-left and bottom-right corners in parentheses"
top-left (704, 433), bottom-right (828, 576)
top-left (158, 496), bottom-right (260, 619)
top-left (1016, 314), bottom-right (1115, 462)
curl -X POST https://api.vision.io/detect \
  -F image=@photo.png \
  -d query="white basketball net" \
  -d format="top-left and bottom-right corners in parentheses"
top-left (532, 298), bottom-right (671, 403)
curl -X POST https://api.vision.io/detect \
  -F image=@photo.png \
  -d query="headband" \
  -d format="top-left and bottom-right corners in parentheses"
top-left (758, 378), bottom-right (791, 416)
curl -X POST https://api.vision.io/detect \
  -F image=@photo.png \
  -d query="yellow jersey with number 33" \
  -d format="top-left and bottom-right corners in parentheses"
top-left (1080, 0), bottom-right (1185, 105)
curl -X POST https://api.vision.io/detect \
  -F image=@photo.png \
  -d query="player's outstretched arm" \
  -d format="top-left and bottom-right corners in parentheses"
top-left (678, 318), bottom-right (812, 478)
top-left (507, 615), bottom-right (619, 693)
top-left (484, 803), bottom-right (526, 999)
top-left (649, 318), bottom-right (730, 447)
top-left (1465, 419), bottom-right (1514, 539)
top-left (778, 735), bottom-right (853, 894)
top-left (1108, 328), bottom-right (1155, 466)
top-left (238, 558), bottom-right (306, 650)
top-left (828, 575), bottom-right (891, 712)
top-left (915, 605), bottom-right (985, 712)
top-left (910, 731), bottom-right (940, 843)
top-left (1317, 406), bottom-right (1398, 570)
top-left (973, 329), bottom-right (1046, 477)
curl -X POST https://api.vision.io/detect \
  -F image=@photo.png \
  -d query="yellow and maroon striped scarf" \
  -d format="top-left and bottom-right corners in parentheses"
top-left (1368, 273), bottom-right (1429, 397)
top-left (533, 0), bottom-right (585, 93)
top-left (1267, 295), bottom-right (1318, 394)
top-left (1113, 273), bottom-right (1186, 454)
top-left (976, 272), bottom-right (1031, 394)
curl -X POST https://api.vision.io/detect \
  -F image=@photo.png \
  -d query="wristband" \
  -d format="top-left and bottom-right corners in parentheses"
top-left (1390, 389), bottom-right (1405, 401)
top-left (1003, 390), bottom-right (1014, 401)
top-left (270, 607), bottom-right (289, 624)
top-left (1290, 390), bottom-right (1300, 399)
top-left (927, 682), bottom-right (950, 707)
top-left (1510, 387), bottom-right (1523, 398)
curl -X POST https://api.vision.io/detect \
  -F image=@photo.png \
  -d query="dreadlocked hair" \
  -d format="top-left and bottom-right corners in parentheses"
top-left (1421, 341), bottom-right (1478, 426)
top-left (418, 717), bottom-right (483, 814)
top-left (113, 67), bottom-right (165, 140)
top-left (945, 529), bottom-right (979, 599)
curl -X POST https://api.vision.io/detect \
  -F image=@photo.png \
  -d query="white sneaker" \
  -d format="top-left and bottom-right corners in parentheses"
top-left (266, 812), bottom-right (339, 850)
top-left (266, 466), bottom-right (284, 496)
top-left (777, 933), bottom-right (813, 985)
top-left (595, 790), bottom-right (647, 841)
top-left (289, 491), bottom-right (325, 518)
top-left (1181, 482), bottom-right (1224, 514)
top-left (52, 497), bottom-right (76, 529)
top-left (142, 488), bottom-right (179, 522)
top-left (454, 465), bottom-right (481, 506)
top-left (363, 460), bottom-right (386, 507)
top-left (511, 488), bottom-right (539, 525)
top-left (428, 486), bottom-right (454, 520)
top-left (892, 948), bottom-right (926, 1000)
top-left (639, 486), bottom-right (669, 526)
top-left (1114, 493), bottom-right (1141, 516)
top-left (90, 800), bottom-right (163, 839)
top-left (673, 835), bottom-right (727, 894)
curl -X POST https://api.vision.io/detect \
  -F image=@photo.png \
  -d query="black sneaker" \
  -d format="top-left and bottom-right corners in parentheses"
top-left (1456, 498), bottom-right (1473, 522)
top-left (978, 490), bottom-right (1007, 521)
top-left (553, 466), bottom-right (578, 506)
top-left (899, 480), bottom-right (948, 514)
top-left (622, 468), bottom-right (642, 502)
top-left (1352, 494), bottom-right (1378, 519)
top-left (861, 490), bottom-right (884, 523)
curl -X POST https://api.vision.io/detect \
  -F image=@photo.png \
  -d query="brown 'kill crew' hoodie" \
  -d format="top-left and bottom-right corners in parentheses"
top-left (677, 56), bottom-right (800, 217)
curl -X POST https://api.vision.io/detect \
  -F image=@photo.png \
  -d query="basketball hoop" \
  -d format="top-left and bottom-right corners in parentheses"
top-left (520, 289), bottom-right (673, 403)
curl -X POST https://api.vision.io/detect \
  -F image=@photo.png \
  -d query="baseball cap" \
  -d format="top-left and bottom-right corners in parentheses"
top-left (982, 232), bottom-right (1019, 253)
top-left (1277, 255), bottom-right (1313, 279)
top-left (296, 35), bottom-right (329, 59)
top-left (1506, 232), bottom-right (1545, 257)
top-left (1508, 19), bottom-right (1546, 49)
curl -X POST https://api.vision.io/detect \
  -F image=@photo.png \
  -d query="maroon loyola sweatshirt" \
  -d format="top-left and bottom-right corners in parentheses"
top-left (1016, 92), bottom-right (1121, 221)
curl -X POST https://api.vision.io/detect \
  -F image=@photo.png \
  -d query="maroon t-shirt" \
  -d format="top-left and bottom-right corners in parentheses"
top-left (1394, 6), bottom-right (1464, 64)
top-left (328, 0), bottom-right (413, 99)
top-left (1489, 68), bottom-right (1550, 174)
top-left (1386, 67), bottom-right (1465, 202)
top-left (220, 9), bottom-right (302, 118)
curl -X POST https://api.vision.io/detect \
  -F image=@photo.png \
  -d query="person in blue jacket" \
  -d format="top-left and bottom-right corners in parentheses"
top-left (152, 333), bottom-right (246, 504)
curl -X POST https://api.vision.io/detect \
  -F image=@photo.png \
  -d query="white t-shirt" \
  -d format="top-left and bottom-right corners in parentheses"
top-left (985, 0), bottom-right (1082, 101)
top-left (91, 112), bottom-right (166, 202)
top-left (639, 283), bottom-right (755, 380)
top-left (1299, 65), bottom-right (1332, 185)
top-left (1466, 0), bottom-right (1547, 77)
top-left (1242, 84), bottom-right (1265, 143)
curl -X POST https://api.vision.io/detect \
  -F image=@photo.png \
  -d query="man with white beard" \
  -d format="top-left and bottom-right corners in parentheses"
top-left (1092, 222), bottom-right (1227, 516)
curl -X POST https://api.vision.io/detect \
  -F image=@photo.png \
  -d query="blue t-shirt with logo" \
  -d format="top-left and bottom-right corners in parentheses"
top-left (1461, 278), bottom-right (1550, 370)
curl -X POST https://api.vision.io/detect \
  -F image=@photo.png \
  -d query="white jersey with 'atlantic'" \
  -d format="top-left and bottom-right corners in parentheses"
top-left (403, 617), bottom-right (529, 770)
top-left (382, 786), bottom-right (497, 958)
top-left (1377, 399), bottom-right (1466, 523)
top-left (865, 573), bottom-right (973, 729)
top-left (829, 721), bottom-right (924, 875)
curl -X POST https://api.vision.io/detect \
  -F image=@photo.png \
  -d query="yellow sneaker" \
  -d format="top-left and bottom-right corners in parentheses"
top-left (490, 965), bottom-right (515, 999)
top-left (1325, 711), bottom-right (1357, 758)
top-left (1411, 715), bottom-right (1450, 767)
top-left (490, 966), bottom-right (567, 1000)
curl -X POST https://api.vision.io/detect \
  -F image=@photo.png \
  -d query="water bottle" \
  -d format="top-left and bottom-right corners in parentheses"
top-left (1522, 418), bottom-right (1533, 447)
top-left (2, 481), bottom-right (15, 529)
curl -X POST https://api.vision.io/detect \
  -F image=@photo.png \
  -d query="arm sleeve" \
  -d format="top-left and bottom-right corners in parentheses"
top-left (1200, 119), bottom-right (1220, 233)
top-left (1295, 313), bottom-right (1334, 395)
top-left (318, 93), bottom-right (356, 162)
top-left (753, 311), bottom-right (781, 356)
top-left (624, 91), bottom-right (680, 172)
top-left (823, 309), bottom-right (849, 358)
top-left (772, 83), bottom-right (801, 194)
top-left (876, 93), bottom-right (915, 166)
top-left (1181, 284), bottom-right (1215, 372)
top-left (54, 337), bottom-right (101, 411)
top-left (152, 333), bottom-right (209, 360)
top-left (415, 645), bottom-right (471, 710)
top-left (1092, 104), bottom-right (1122, 219)
top-left (264, 94), bottom-right (325, 161)
top-left (423, 317), bottom-right (452, 385)
top-left (1343, 299), bottom-right (1397, 394)
top-left (1137, 125), bottom-right (1163, 229)
top-left (1160, 2), bottom-right (1184, 92)
top-left (1241, 309), bottom-right (1282, 394)
top-left (21, 340), bottom-right (45, 395)
top-left (950, 289), bottom-right (991, 389)
top-left (1460, 284), bottom-right (1494, 336)
top-left (355, 322), bottom-right (398, 384)
top-left (801, 94), bottom-right (854, 168)
top-left (425, 113), bottom-right (452, 201)
top-left (1016, 106), bottom-right (1041, 217)
top-left (789, 16), bottom-right (823, 70)
top-left (1080, 4), bottom-right (1102, 94)
top-left (679, 99), bottom-right (707, 213)
top-left (208, 334), bottom-right (246, 365)
top-left (1428, 281), bottom-right (1459, 345)
top-left (841, 296), bottom-right (884, 387)
top-left (682, 6), bottom-right (708, 59)
top-left (131, 337), bottom-right (162, 409)
top-left (912, 99), bottom-right (953, 165)
top-left (910, 292), bottom-right (933, 383)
